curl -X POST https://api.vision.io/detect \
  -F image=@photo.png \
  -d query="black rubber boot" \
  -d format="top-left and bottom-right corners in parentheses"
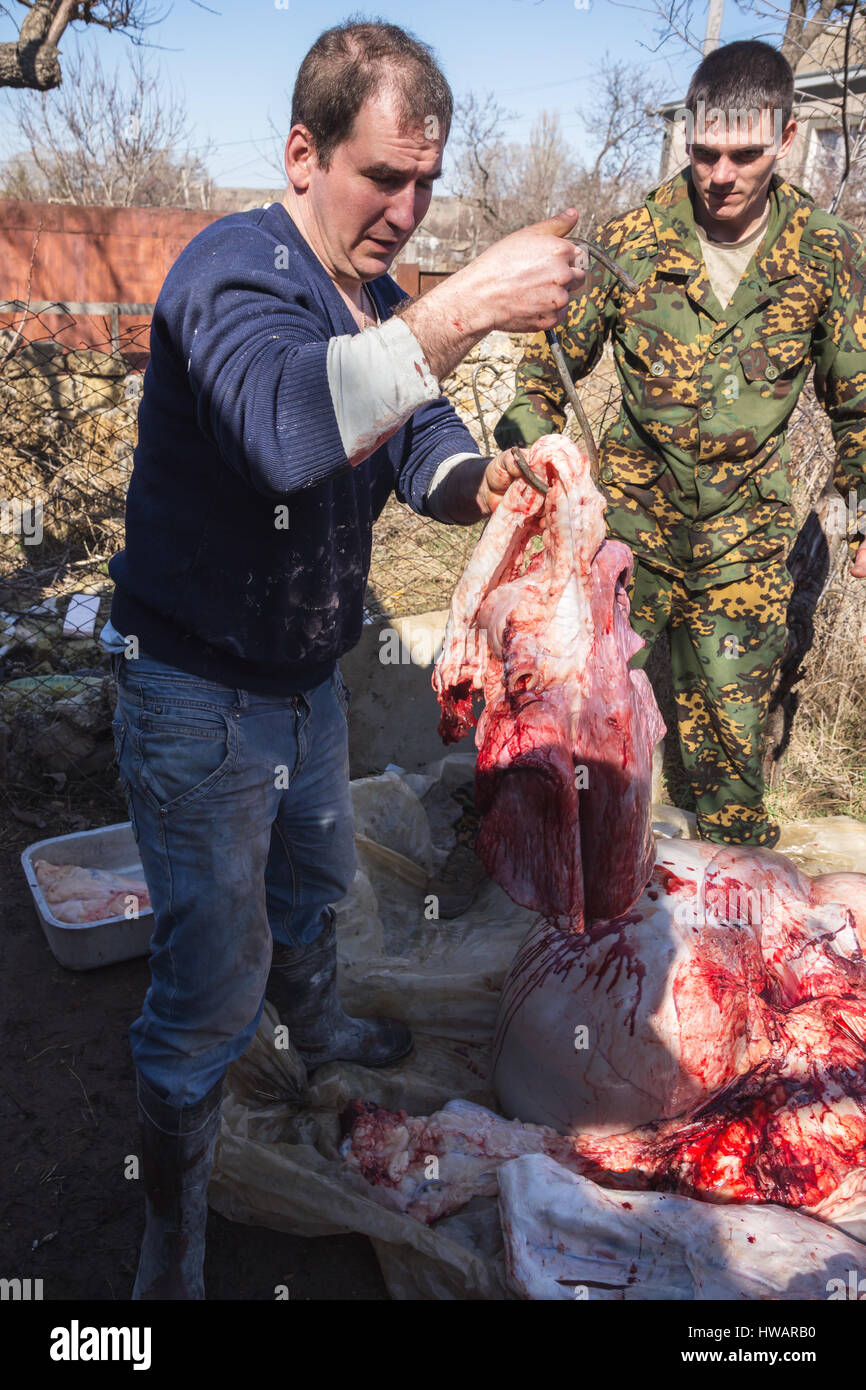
top-left (131, 1070), bottom-right (223, 1301)
top-left (266, 908), bottom-right (413, 1070)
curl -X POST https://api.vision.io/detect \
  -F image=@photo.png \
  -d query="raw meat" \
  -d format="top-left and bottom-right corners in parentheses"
top-left (33, 860), bottom-right (151, 924)
top-left (337, 831), bottom-right (866, 1284)
top-left (339, 1076), bottom-right (866, 1298)
top-left (339, 837), bottom-right (866, 1237)
top-left (811, 872), bottom-right (866, 949)
top-left (499, 1154), bottom-right (866, 1301)
top-left (433, 434), bottom-right (665, 929)
top-left (342, 1077), bottom-right (866, 1246)
top-left (403, 432), bottom-right (866, 1292)
top-left (340, 1097), bottom-right (586, 1224)
top-left (492, 836), bottom-right (866, 1216)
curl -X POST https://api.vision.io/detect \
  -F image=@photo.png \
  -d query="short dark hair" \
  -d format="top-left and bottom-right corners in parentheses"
top-left (685, 40), bottom-right (794, 128)
top-left (291, 18), bottom-right (453, 169)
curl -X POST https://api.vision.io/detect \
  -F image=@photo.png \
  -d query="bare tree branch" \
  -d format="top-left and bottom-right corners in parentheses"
top-left (257, 108), bottom-right (291, 185)
top-left (607, 0), bottom-right (707, 56)
top-left (451, 91), bottom-right (515, 248)
top-left (46, 0), bottom-right (74, 46)
top-left (829, 0), bottom-right (863, 210)
top-left (0, 0), bottom-right (167, 90)
top-left (451, 64), bottom-right (666, 251)
top-left (0, 40), bottom-right (214, 206)
top-left (780, 0), bottom-right (845, 64)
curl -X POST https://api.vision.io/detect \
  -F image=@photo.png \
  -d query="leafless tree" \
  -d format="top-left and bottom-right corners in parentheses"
top-left (451, 90), bottom-right (513, 240)
top-left (451, 64), bottom-right (666, 248)
top-left (617, 0), bottom-right (857, 64)
top-left (571, 58), bottom-right (668, 232)
top-left (822, 0), bottom-right (866, 220)
top-left (1, 42), bottom-right (214, 206)
top-left (616, 0), bottom-right (866, 225)
top-left (501, 111), bottom-right (582, 226)
top-left (0, 0), bottom-right (165, 91)
top-left (778, 0), bottom-right (855, 66)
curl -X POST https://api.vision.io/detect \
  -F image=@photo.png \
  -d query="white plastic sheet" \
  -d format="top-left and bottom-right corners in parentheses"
top-left (499, 1155), bottom-right (866, 1301)
top-left (207, 756), bottom-right (866, 1299)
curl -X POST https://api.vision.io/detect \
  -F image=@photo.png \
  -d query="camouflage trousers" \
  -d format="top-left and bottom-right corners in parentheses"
top-left (628, 558), bottom-right (792, 847)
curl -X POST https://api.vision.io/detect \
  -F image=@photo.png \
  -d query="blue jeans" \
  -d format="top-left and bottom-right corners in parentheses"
top-left (110, 650), bottom-right (357, 1107)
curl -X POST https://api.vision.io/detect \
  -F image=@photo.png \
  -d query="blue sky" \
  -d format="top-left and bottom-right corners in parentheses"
top-left (0, 0), bottom-right (789, 188)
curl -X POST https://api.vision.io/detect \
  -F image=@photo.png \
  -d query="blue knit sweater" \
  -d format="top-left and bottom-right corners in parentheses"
top-left (109, 201), bottom-right (477, 694)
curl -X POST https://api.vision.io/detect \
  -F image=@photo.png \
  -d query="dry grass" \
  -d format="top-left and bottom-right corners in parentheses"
top-left (367, 494), bottom-right (484, 621)
top-left (766, 642), bottom-right (866, 823)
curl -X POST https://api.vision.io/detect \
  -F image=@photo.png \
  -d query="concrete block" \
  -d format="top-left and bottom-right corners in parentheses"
top-left (339, 608), bottom-right (476, 777)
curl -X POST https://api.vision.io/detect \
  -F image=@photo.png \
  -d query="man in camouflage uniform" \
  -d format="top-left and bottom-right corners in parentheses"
top-left (490, 39), bottom-right (866, 852)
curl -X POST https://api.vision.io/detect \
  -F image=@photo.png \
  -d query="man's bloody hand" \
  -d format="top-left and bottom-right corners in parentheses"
top-left (477, 448), bottom-right (537, 515)
top-left (436, 448), bottom-right (539, 524)
top-left (852, 541), bottom-right (866, 578)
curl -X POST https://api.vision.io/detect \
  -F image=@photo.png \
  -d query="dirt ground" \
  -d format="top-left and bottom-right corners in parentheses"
top-left (0, 626), bottom-right (678, 1309)
top-left (0, 809), bottom-right (388, 1303)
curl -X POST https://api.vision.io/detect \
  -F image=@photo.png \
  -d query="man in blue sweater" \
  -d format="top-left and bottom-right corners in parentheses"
top-left (104, 19), bottom-right (586, 1299)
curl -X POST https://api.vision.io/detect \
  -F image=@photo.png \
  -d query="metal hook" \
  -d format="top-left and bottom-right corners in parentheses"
top-left (572, 237), bottom-right (638, 294)
top-left (471, 363), bottom-right (491, 456)
top-left (544, 329), bottom-right (600, 481)
top-left (539, 236), bottom-right (637, 479)
top-left (511, 445), bottom-right (549, 496)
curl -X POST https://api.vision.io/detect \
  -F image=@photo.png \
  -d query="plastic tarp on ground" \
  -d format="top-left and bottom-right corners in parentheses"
top-left (207, 755), bottom-right (866, 1300)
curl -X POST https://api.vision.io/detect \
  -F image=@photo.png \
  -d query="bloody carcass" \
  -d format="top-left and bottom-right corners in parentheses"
top-left (432, 433), bottom-right (665, 929)
top-left (340, 838), bottom-right (866, 1231)
top-left (427, 433), bottom-right (866, 1233)
top-left (491, 836), bottom-right (866, 1218)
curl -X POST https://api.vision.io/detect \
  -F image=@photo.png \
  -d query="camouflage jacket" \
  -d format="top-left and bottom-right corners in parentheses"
top-left (494, 167), bottom-right (866, 588)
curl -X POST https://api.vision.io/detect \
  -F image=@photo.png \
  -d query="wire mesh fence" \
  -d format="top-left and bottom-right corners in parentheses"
top-left (362, 332), bottom-right (624, 619)
top-left (0, 309), bottom-right (151, 806)
top-left (0, 313), bottom-right (513, 796)
top-left (1, 307), bottom-right (864, 823)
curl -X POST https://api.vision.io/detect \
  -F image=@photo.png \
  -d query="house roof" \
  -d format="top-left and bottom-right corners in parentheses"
top-left (657, 15), bottom-right (866, 117)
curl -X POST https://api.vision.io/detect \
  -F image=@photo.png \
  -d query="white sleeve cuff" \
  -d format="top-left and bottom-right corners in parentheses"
top-left (326, 316), bottom-right (441, 465)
